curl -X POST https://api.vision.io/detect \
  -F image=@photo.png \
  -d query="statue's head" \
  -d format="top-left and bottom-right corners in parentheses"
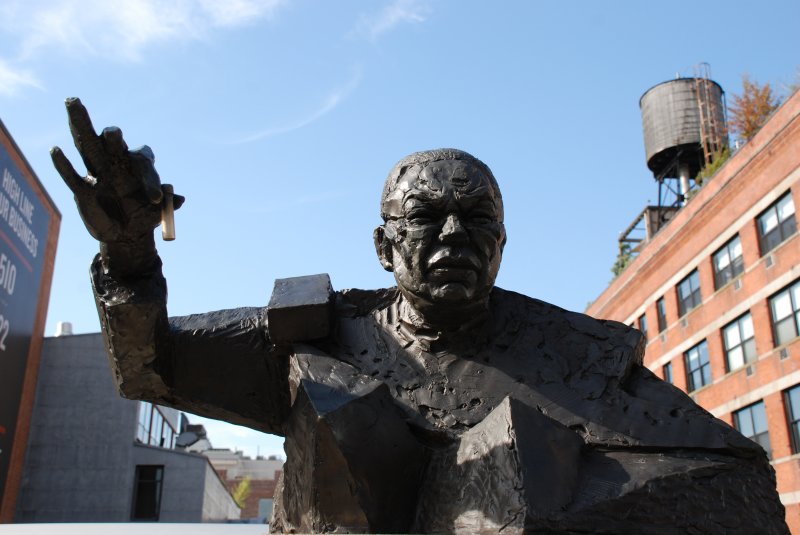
top-left (375, 149), bottom-right (506, 320)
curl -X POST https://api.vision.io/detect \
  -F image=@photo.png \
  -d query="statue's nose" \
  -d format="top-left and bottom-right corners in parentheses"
top-left (439, 214), bottom-right (468, 242)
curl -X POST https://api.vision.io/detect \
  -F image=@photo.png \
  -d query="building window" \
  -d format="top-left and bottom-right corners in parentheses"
top-left (638, 314), bottom-right (648, 339)
top-left (769, 280), bottom-right (800, 346)
top-left (136, 402), bottom-right (176, 449)
top-left (757, 191), bottom-right (797, 255)
top-left (657, 297), bottom-right (667, 332)
top-left (162, 419), bottom-right (175, 449)
top-left (713, 235), bottom-right (744, 289)
top-left (723, 313), bottom-right (757, 371)
top-left (684, 340), bottom-right (711, 392)
top-left (150, 409), bottom-right (164, 447)
top-left (662, 362), bottom-right (673, 384)
top-left (136, 402), bottom-right (152, 444)
top-left (733, 401), bottom-right (771, 459)
top-left (132, 465), bottom-right (164, 521)
top-left (784, 386), bottom-right (800, 454)
top-left (677, 270), bottom-right (702, 316)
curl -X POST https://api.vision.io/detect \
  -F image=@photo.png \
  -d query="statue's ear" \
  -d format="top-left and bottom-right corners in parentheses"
top-left (373, 225), bottom-right (394, 272)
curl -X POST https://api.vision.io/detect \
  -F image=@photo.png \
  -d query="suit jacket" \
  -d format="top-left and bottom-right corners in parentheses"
top-left (90, 256), bottom-right (788, 534)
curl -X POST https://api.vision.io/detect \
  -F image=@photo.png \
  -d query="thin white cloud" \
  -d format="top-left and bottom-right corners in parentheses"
top-left (199, 0), bottom-right (280, 27)
top-left (0, 58), bottom-right (42, 97)
top-left (1, 0), bottom-right (287, 64)
top-left (353, 0), bottom-right (430, 41)
top-left (231, 66), bottom-right (363, 144)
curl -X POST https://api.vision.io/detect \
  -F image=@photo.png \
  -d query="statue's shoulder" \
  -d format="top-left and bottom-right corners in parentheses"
top-left (335, 287), bottom-right (399, 317)
top-left (492, 289), bottom-right (761, 453)
top-left (491, 287), bottom-right (645, 380)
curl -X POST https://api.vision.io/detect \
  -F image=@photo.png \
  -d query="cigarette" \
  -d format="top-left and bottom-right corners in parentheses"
top-left (161, 184), bottom-right (176, 241)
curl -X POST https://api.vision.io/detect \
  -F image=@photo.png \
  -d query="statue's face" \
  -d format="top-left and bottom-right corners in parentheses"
top-left (378, 159), bottom-right (506, 311)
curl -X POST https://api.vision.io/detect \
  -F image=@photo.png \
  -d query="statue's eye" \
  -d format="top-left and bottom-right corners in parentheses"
top-left (407, 211), bottom-right (436, 225)
top-left (468, 212), bottom-right (494, 225)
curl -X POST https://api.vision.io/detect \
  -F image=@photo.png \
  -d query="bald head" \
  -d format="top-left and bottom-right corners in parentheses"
top-left (380, 148), bottom-right (504, 222)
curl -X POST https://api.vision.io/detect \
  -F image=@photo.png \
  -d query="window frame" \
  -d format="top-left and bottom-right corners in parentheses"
top-left (769, 279), bottom-right (800, 347)
top-left (656, 297), bottom-right (667, 333)
top-left (733, 401), bottom-right (772, 459)
top-left (784, 386), bottom-right (800, 454)
top-left (131, 465), bottom-right (164, 521)
top-left (162, 419), bottom-right (175, 449)
top-left (677, 270), bottom-right (702, 317)
top-left (712, 235), bottom-right (744, 289)
top-left (722, 312), bottom-right (757, 372)
top-left (150, 409), bottom-right (164, 447)
top-left (137, 403), bottom-right (177, 449)
top-left (684, 340), bottom-right (711, 392)
top-left (757, 191), bottom-right (797, 255)
top-left (637, 313), bottom-right (648, 340)
top-left (136, 402), bottom-right (152, 444)
top-left (662, 361), bottom-right (673, 384)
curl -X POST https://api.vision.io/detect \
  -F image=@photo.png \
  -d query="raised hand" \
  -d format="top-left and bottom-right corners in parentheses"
top-left (52, 98), bottom-right (183, 277)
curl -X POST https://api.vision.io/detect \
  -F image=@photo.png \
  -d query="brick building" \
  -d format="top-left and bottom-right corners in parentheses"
top-left (587, 89), bottom-right (800, 530)
top-left (201, 448), bottom-right (283, 523)
top-left (202, 448), bottom-right (282, 522)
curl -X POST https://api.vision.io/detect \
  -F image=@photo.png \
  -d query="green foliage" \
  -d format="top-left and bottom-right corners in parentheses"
top-left (232, 476), bottom-right (252, 509)
top-left (729, 75), bottom-right (782, 142)
top-left (611, 241), bottom-right (634, 278)
top-left (695, 146), bottom-right (731, 188)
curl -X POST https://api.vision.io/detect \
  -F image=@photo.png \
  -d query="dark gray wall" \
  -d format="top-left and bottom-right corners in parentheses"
top-left (132, 444), bottom-right (231, 522)
top-left (16, 334), bottom-right (138, 521)
top-left (14, 333), bottom-right (237, 522)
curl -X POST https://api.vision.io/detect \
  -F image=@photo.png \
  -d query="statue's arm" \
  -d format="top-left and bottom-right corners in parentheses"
top-left (90, 254), bottom-right (291, 434)
top-left (55, 99), bottom-right (290, 434)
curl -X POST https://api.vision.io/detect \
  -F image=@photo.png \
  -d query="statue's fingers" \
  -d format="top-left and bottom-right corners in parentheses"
top-left (101, 126), bottom-right (128, 157)
top-left (51, 146), bottom-right (90, 194)
top-left (81, 210), bottom-right (122, 242)
top-left (130, 147), bottom-right (162, 204)
top-left (65, 97), bottom-right (106, 176)
top-left (173, 194), bottom-right (185, 211)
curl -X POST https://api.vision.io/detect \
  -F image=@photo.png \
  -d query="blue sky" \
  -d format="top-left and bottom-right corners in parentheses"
top-left (1, 0), bottom-right (798, 458)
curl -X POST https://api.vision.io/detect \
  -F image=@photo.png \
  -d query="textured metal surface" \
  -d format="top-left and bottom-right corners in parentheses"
top-left (640, 78), bottom-right (726, 178)
top-left (267, 274), bottom-right (333, 343)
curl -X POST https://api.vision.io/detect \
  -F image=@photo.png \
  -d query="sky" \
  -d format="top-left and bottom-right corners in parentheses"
top-left (1, 0), bottom-right (798, 459)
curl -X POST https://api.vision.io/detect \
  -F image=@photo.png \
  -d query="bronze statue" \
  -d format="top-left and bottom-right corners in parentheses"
top-left (54, 98), bottom-right (788, 533)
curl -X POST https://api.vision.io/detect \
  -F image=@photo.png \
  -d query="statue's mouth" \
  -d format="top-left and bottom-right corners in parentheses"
top-left (426, 251), bottom-right (481, 283)
top-left (426, 249), bottom-right (481, 271)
